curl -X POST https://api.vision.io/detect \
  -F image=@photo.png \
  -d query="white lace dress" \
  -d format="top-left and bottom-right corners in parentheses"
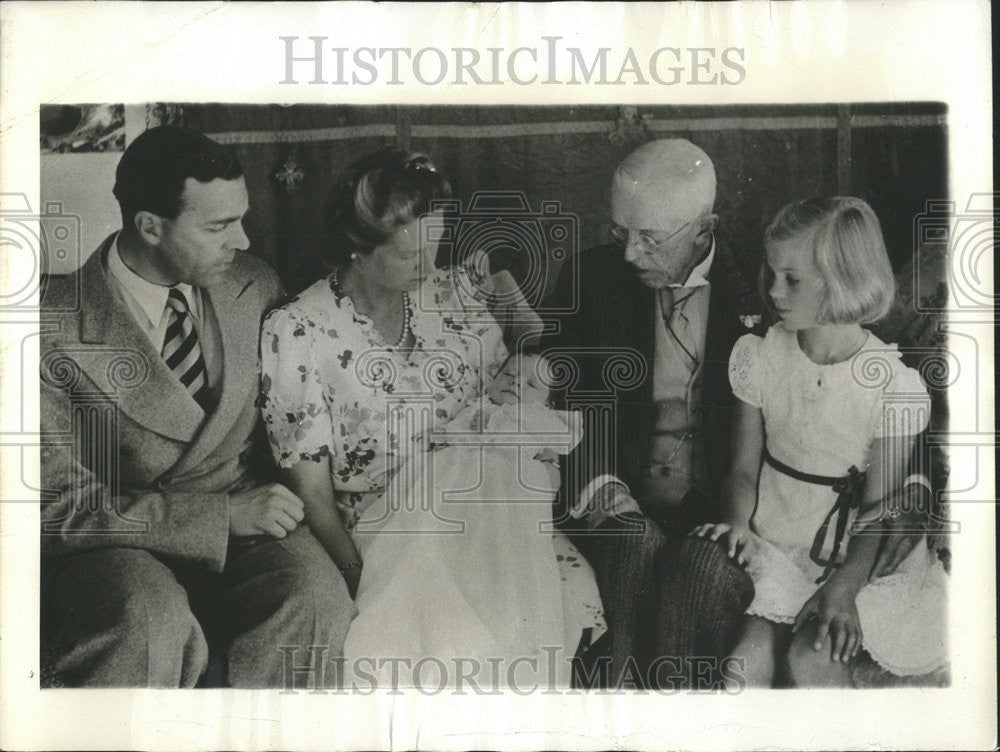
top-left (260, 264), bottom-right (605, 687)
top-left (729, 325), bottom-right (948, 676)
top-left (345, 401), bottom-right (605, 688)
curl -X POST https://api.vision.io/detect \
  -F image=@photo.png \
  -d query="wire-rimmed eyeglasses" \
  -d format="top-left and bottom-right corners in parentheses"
top-left (609, 220), bottom-right (691, 255)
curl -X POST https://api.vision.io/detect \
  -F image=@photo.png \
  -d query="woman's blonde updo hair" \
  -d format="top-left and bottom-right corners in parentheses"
top-left (328, 147), bottom-right (452, 268)
top-left (760, 196), bottom-right (896, 325)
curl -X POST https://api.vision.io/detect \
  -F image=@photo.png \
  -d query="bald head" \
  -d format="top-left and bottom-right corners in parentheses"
top-left (611, 139), bottom-right (716, 232)
top-left (610, 139), bottom-right (719, 288)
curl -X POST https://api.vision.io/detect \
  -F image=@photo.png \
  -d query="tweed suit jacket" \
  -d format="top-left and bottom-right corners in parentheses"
top-left (545, 241), bottom-right (757, 524)
top-left (40, 235), bottom-right (284, 572)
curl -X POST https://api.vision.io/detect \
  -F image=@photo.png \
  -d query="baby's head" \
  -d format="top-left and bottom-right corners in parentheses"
top-left (487, 354), bottom-right (552, 406)
top-left (760, 196), bottom-right (895, 331)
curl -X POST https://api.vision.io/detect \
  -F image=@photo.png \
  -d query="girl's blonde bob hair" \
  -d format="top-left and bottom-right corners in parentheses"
top-left (760, 196), bottom-right (896, 325)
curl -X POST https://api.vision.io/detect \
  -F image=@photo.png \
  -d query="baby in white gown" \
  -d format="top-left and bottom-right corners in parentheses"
top-left (344, 355), bottom-right (604, 690)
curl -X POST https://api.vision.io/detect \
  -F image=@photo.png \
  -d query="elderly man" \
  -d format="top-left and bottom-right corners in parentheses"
top-left (546, 139), bottom-right (759, 688)
top-left (547, 138), bottom-right (936, 689)
top-left (40, 126), bottom-right (354, 687)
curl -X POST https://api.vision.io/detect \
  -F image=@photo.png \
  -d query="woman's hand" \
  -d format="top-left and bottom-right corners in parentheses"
top-left (793, 581), bottom-right (863, 663)
top-left (690, 522), bottom-right (756, 566)
top-left (868, 481), bottom-right (933, 580)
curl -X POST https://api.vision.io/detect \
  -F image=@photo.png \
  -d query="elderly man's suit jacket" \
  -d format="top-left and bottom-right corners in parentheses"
top-left (40, 235), bottom-right (283, 572)
top-left (545, 242), bottom-right (758, 524)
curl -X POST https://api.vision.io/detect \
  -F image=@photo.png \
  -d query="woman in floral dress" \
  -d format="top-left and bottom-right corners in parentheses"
top-left (259, 148), bottom-right (604, 687)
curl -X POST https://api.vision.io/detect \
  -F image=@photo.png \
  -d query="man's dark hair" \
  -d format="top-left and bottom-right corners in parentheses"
top-left (113, 125), bottom-right (243, 227)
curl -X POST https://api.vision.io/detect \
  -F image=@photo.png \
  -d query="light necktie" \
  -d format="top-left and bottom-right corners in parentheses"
top-left (162, 288), bottom-right (209, 410)
top-left (659, 287), bottom-right (698, 369)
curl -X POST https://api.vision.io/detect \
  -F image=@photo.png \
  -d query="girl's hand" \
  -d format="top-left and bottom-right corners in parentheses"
top-left (690, 522), bottom-right (756, 566)
top-left (793, 581), bottom-right (863, 663)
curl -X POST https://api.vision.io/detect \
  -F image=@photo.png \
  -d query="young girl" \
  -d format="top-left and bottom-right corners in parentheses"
top-left (344, 353), bottom-right (606, 688)
top-left (694, 197), bottom-right (948, 687)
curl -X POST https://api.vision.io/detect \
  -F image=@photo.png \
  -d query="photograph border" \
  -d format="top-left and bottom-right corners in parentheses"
top-left (1, 2), bottom-right (994, 750)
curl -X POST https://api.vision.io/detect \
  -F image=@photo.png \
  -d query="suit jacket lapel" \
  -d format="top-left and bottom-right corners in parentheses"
top-left (613, 270), bottom-right (654, 487)
top-left (75, 238), bottom-right (206, 443)
top-left (704, 264), bottom-right (726, 381)
top-left (167, 272), bottom-right (260, 478)
top-left (591, 241), bottom-right (751, 497)
top-left (701, 246), bottom-right (747, 490)
top-left (704, 250), bottom-right (741, 400)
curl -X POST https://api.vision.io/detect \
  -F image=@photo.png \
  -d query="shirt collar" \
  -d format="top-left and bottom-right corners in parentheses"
top-left (669, 235), bottom-right (715, 288)
top-left (106, 233), bottom-right (199, 325)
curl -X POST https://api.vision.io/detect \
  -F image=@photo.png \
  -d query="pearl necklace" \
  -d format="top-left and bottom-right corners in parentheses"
top-left (395, 291), bottom-right (412, 348)
top-left (334, 269), bottom-right (411, 348)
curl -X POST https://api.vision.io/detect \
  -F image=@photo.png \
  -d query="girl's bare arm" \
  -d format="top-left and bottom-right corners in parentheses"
top-left (720, 398), bottom-right (765, 526)
top-left (827, 434), bottom-right (915, 592)
top-left (693, 399), bottom-right (764, 563)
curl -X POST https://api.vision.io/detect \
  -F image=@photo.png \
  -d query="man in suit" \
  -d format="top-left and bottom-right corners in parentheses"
top-left (546, 139), bottom-right (758, 688)
top-left (40, 126), bottom-right (354, 688)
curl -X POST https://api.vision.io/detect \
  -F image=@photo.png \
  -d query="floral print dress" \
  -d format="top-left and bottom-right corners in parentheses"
top-left (260, 264), bottom-right (605, 682)
top-left (261, 265), bottom-right (505, 526)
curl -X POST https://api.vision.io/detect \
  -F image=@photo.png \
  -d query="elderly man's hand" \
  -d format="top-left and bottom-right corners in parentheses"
top-left (869, 481), bottom-right (933, 580)
top-left (585, 482), bottom-right (642, 529)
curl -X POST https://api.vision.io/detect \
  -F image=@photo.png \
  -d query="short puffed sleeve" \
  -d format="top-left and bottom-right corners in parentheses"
top-left (728, 333), bottom-right (763, 408)
top-left (259, 307), bottom-right (335, 468)
top-left (873, 363), bottom-right (931, 439)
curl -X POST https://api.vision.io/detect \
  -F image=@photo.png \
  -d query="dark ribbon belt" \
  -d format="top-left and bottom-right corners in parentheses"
top-left (763, 448), bottom-right (865, 583)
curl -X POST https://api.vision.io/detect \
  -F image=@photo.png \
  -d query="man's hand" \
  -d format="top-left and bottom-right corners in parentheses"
top-left (868, 481), bottom-right (933, 580)
top-left (690, 522), bottom-right (756, 566)
top-left (584, 482), bottom-right (641, 529)
top-left (229, 482), bottom-right (305, 539)
top-left (793, 580), bottom-right (863, 663)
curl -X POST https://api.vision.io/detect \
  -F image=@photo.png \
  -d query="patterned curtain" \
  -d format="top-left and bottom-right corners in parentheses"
top-left (175, 103), bottom-right (946, 300)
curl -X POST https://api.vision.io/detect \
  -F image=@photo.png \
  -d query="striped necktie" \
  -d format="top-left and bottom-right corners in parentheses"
top-left (162, 288), bottom-right (209, 410)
